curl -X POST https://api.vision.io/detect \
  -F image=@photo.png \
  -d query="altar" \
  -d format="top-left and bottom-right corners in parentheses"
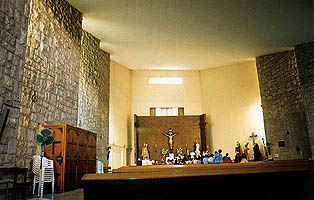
top-left (82, 160), bottom-right (314, 200)
top-left (134, 114), bottom-right (207, 162)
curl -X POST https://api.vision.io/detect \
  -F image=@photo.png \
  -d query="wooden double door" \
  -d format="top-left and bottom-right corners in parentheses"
top-left (43, 124), bottom-right (96, 193)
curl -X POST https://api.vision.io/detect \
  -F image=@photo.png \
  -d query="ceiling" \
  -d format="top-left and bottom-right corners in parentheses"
top-left (67, 0), bottom-right (314, 70)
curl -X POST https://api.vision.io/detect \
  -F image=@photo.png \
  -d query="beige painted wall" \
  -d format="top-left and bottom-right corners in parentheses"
top-left (109, 60), bottom-right (132, 169)
top-left (131, 70), bottom-right (203, 115)
top-left (109, 61), bottom-right (266, 166)
top-left (200, 61), bottom-right (266, 159)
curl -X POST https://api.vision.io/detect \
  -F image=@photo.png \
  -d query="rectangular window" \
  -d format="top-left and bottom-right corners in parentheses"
top-left (155, 107), bottom-right (179, 116)
top-left (149, 77), bottom-right (182, 85)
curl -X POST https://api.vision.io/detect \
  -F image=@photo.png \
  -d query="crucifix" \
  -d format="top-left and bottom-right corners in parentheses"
top-left (249, 132), bottom-right (258, 145)
top-left (162, 128), bottom-right (178, 152)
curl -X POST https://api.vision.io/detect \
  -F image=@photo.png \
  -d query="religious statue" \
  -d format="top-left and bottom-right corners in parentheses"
top-left (176, 147), bottom-right (183, 157)
top-left (194, 142), bottom-right (201, 158)
top-left (202, 145), bottom-right (210, 157)
top-left (249, 132), bottom-right (263, 161)
top-left (234, 141), bottom-right (242, 163)
top-left (185, 144), bottom-right (190, 155)
top-left (161, 148), bottom-right (168, 156)
top-left (163, 128), bottom-right (178, 151)
top-left (106, 146), bottom-right (111, 160)
top-left (243, 142), bottom-right (253, 160)
top-left (262, 138), bottom-right (269, 160)
top-left (161, 148), bottom-right (168, 164)
top-left (141, 143), bottom-right (150, 160)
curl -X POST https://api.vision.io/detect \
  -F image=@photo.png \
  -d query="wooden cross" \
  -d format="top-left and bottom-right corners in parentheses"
top-left (249, 132), bottom-right (258, 144)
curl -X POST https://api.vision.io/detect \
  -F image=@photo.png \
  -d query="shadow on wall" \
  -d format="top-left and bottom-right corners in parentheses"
top-left (127, 115), bottom-right (133, 166)
top-left (206, 115), bottom-right (214, 153)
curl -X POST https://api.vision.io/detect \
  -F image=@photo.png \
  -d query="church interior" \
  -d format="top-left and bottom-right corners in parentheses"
top-left (0, 0), bottom-right (314, 199)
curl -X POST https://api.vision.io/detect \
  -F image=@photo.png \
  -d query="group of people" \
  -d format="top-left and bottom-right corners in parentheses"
top-left (202, 150), bottom-right (232, 164)
top-left (160, 149), bottom-right (232, 165)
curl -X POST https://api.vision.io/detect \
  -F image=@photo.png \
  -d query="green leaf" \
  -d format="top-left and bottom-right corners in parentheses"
top-left (41, 128), bottom-right (52, 137)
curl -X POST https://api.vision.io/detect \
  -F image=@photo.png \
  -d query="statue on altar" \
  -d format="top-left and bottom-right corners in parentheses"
top-left (234, 141), bottom-right (242, 163)
top-left (141, 143), bottom-right (150, 160)
top-left (249, 132), bottom-right (263, 161)
top-left (243, 142), bottom-right (253, 160)
top-left (163, 128), bottom-right (178, 151)
top-left (161, 148), bottom-right (168, 164)
top-left (262, 138), bottom-right (269, 160)
top-left (194, 142), bottom-right (201, 158)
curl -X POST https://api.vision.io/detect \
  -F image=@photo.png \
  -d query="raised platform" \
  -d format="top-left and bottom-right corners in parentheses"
top-left (82, 160), bottom-right (314, 200)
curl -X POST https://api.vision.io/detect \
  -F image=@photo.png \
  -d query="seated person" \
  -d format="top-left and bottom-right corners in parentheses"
top-left (214, 149), bottom-right (223, 164)
top-left (202, 155), bottom-right (209, 164)
top-left (240, 153), bottom-right (248, 163)
top-left (208, 154), bottom-right (214, 163)
top-left (223, 153), bottom-right (232, 163)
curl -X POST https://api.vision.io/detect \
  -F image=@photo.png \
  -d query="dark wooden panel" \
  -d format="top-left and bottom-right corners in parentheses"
top-left (78, 130), bottom-right (88, 159)
top-left (135, 115), bottom-right (207, 162)
top-left (64, 159), bottom-right (77, 191)
top-left (87, 134), bottom-right (96, 160)
top-left (43, 124), bottom-right (96, 193)
top-left (43, 125), bottom-right (64, 193)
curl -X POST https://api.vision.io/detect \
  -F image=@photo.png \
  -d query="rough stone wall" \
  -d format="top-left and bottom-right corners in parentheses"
top-left (295, 42), bottom-right (314, 154)
top-left (0, 0), bottom-right (31, 167)
top-left (78, 30), bottom-right (110, 166)
top-left (15, 0), bottom-right (82, 168)
top-left (256, 50), bottom-right (311, 160)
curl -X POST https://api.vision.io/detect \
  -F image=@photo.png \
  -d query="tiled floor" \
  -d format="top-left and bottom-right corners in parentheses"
top-left (26, 189), bottom-right (84, 200)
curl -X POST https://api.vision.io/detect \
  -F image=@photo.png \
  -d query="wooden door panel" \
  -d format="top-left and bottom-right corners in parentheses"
top-left (44, 127), bottom-right (63, 159)
top-left (43, 126), bottom-right (64, 192)
top-left (78, 131), bottom-right (88, 159)
top-left (64, 159), bottom-right (77, 191)
top-left (66, 128), bottom-right (78, 159)
top-left (43, 124), bottom-right (97, 192)
top-left (87, 160), bottom-right (96, 173)
top-left (87, 134), bottom-right (96, 160)
top-left (54, 158), bottom-right (63, 192)
top-left (77, 160), bottom-right (87, 187)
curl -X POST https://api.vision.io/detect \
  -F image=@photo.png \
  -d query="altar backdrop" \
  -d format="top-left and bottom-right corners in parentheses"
top-left (135, 114), bottom-right (207, 162)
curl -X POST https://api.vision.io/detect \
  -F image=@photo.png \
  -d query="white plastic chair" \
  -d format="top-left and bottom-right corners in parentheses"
top-left (32, 156), bottom-right (55, 199)
top-left (41, 157), bottom-right (55, 199)
top-left (32, 155), bottom-right (41, 195)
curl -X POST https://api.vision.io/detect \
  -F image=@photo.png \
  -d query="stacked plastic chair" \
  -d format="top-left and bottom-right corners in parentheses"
top-left (32, 155), bottom-right (41, 195)
top-left (32, 155), bottom-right (55, 199)
top-left (41, 157), bottom-right (55, 199)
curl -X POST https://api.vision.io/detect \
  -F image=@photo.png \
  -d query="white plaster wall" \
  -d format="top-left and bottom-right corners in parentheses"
top-left (109, 60), bottom-right (132, 169)
top-left (131, 70), bottom-right (203, 115)
top-left (200, 61), bottom-right (266, 159)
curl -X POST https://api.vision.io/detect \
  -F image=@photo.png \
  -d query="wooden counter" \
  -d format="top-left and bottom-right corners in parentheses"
top-left (82, 160), bottom-right (314, 200)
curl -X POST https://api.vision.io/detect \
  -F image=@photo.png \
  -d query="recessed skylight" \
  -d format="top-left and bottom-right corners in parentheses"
top-left (149, 77), bottom-right (182, 85)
